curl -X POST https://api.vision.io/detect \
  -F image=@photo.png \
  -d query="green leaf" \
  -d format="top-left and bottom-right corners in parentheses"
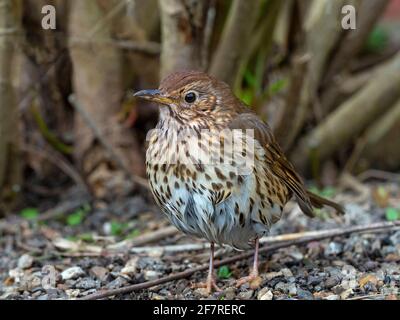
top-left (110, 221), bottom-right (129, 236)
top-left (321, 186), bottom-right (336, 198)
top-left (20, 208), bottom-right (39, 220)
top-left (67, 209), bottom-right (85, 226)
top-left (365, 26), bottom-right (388, 53)
top-left (308, 186), bottom-right (336, 198)
top-left (244, 69), bottom-right (256, 88)
top-left (217, 266), bottom-right (232, 279)
top-left (66, 204), bottom-right (91, 226)
top-left (238, 88), bottom-right (254, 106)
top-left (385, 208), bottom-right (400, 221)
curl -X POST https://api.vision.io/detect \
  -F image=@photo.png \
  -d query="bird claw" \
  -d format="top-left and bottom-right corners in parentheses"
top-left (192, 277), bottom-right (222, 294)
top-left (236, 272), bottom-right (262, 289)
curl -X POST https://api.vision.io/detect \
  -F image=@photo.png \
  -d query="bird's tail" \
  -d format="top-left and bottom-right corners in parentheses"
top-left (307, 191), bottom-right (345, 215)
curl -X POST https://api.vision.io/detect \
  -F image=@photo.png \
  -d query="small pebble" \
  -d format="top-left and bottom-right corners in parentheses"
top-left (389, 231), bottom-right (400, 245)
top-left (224, 287), bottom-right (236, 300)
top-left (90, 266), bottom-right (109, 282)
top-left (151, 293), bottom-right (166, 300)
top-left (144, 270), bottom-right (161, 281)
top-left (325, 242), bottom-right (343, 256)
top-left (363, 261), bottom-right (378, 271)
top-left (287, 248), bottom-right (304, 261)
top-left (238, 290), bottom-right (254, 300)
top-left (121, 257), bottom-right (140, 276)
top-left (263, 271), bottom-right (283, 281)
top-left (281, 268), bottom-right (293, 278)
top-left (288, 283), bottom-right (297, 296)
top-left (296, 288), bottom-right (313, 300)
top-left (307, 275), bottom-right (323, 286)
top-left (275, 281), bottom-right (296, 295)
top-left (341, 279), bottom-right (358, 290)
top-left (340, 288), bottom-right (353, 299)
top-left (18, 254), bottom-right (34, 269)
top-left (257, 288), bottom-right (273, 300)
top-left (75, 278), bottom-right (100, 290)
top-left (61, 266), bottom-right (85, 281)
top-left (359, 274), bottom-right (378, 288)
top-left (106, 276), bottom-right (128, 289)
top-left (65, 289), bottom-right (80, 298)
top-left (8, 268), bottom-right (24, 283)
top-left (325, 276), bottom-right (340, 289)
top-left (341, 265), bottom-right (357, 278)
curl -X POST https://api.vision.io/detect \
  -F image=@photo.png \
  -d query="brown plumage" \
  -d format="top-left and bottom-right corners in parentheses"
top-left (134, 70), bottom-right (344, 294)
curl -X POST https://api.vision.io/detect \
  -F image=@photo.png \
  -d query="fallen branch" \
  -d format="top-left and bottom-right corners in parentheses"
top-left (357, 169), bottom-right (400, 183)
top-left (129, 222), bottom-right (400, 254)
top-left (80, 221), bottom-right (400, 300)
top-left (107, 225), bottom-right (179, 251)
top-left (130, 242), bottom-right (210, 254)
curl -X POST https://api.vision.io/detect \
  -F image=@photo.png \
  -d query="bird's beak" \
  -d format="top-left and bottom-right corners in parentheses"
top-left (133, 89), bottom-right (174, 105)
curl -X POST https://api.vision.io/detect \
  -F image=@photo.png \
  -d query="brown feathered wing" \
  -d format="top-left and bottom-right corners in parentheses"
top-left (228, 111), bottom-right (344, 217)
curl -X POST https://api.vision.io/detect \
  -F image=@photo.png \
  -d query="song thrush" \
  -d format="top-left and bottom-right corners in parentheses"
top-left (134, 71), bottom-right (344, 294)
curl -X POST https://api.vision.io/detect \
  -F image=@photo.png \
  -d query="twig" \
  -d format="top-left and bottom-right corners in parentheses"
top-left (338, 173), bottom-right (370, 203)
top-left (129, 223), bottom-right (400, 254)
top-left (357, 169), bottom-right (400, 183)
top-left (347, 294), bottom-right (387, 301)
top-left (130, 242), bottom-right (210, 254)
top-left (68, 94), bottom-right (149, 191)
top-left (107, 226), bottom-right (178, 251)
top-left (81, 221), bottom-right (400, 300)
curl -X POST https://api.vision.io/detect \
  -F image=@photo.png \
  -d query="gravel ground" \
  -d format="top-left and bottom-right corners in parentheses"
top-left (0, 181), bottom-right (399, 300)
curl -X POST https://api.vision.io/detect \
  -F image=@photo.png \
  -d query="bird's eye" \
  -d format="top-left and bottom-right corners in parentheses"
top-left (184, 91), bottom-right (197, 103)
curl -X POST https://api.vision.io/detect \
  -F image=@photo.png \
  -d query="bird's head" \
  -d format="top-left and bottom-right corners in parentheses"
top-left (133, 71), bottom-right (244, 127)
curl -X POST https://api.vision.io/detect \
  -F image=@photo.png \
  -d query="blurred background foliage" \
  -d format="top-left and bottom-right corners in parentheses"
top-left (0, 0), bottom-right (399, 215)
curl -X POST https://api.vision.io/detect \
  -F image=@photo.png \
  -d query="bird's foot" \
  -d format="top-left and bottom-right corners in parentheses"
top-left (236, 271), bottom-right (262, 289)
top-left (192, 277), bottom-right (222, 295)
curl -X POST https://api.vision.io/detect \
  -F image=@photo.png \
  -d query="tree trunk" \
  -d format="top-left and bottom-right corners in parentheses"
top-left (69, 0), bottom-right (145, 198)
top-left (159, 0), bottom-right (210, 78)
top-left (356, 99), bottom-right (400, 172)
top-left (0, 0), bottom-right (22, 213)
top-left (280, 0), bottom-right (345, 151)
top-left (292, 52), bottom-right (400, 172)
top-left (209, 0), bottom-right (260, 86)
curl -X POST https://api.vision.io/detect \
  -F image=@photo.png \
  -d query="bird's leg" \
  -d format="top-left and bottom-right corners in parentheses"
top-left (236, 238), bottom-right (262, 288)
top-left (192, 242), bottom-right (222, 294)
